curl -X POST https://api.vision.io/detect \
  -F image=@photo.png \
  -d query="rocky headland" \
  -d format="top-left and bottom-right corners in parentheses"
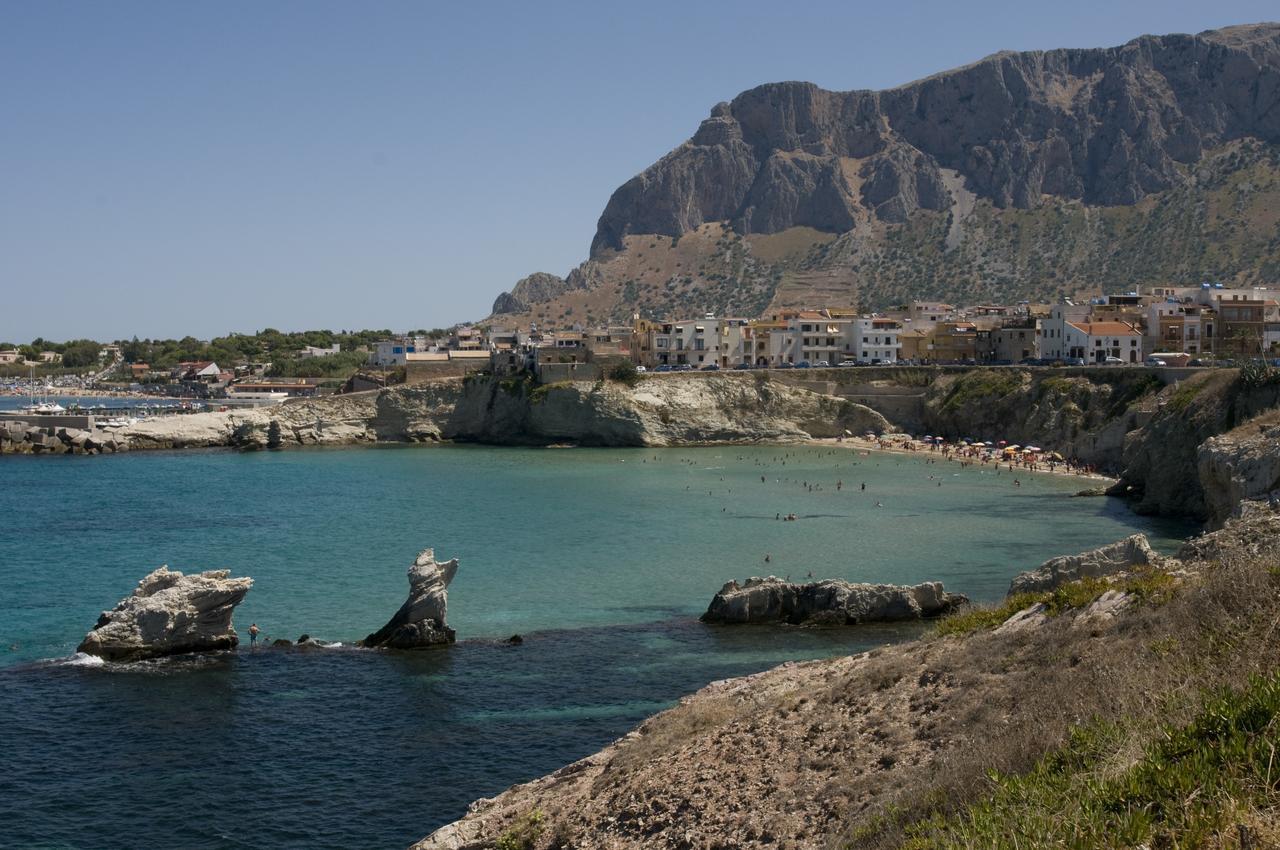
top-left (701, 576), bottom-right (966, 625)
top-left (12, 365), bottom-right (1280, 530)
top-left (362, 549), bottom-right (459, 650)
top-left (411, 511), bottom-right (1280, 849)
top-left (78, 566), bottom-right (253, 662)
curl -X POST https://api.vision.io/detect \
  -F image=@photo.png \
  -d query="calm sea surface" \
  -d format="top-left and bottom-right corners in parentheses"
top-left (0, 444), bottom-right (1195, 849)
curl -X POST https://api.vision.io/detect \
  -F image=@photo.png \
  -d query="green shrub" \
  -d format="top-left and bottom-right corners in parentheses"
top-left (496, 809), bottom-right (544, 850)
top-left (607, 361), bottom-right (641, 387)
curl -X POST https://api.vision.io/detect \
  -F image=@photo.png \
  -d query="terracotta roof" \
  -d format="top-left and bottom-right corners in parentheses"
top-left (1068, 321), bottom-right (1142, 335)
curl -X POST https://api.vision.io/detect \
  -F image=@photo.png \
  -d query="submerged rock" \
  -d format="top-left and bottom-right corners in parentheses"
top-left (1008, 534), bottom-right (1158, 595)
top-left (701, 576), bottom-right (967, 626)
top-left (362, 549), bottom-right (458, 649)
top-left (77, 566), bottom-right (253, 662)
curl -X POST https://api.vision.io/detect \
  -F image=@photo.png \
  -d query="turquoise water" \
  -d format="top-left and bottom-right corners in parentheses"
top-left (0, 444), bottom-right (1195, 848)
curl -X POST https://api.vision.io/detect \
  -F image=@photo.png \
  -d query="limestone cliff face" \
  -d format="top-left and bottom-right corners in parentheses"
top-left (1198, 413), bottom-right (1280, 528)
top-left (490, 272), bottom-right (574, 315)
top-left (1112, 372), bottom-right (1280, 518)
top-left (920, 369), bottom-right (1159, 470)
top-left (116, 376), bottom-right (890, 451)
top-left (591, 25), bottom-right (1280, 252)
top-left (441, 374), bottom-right (890, 446)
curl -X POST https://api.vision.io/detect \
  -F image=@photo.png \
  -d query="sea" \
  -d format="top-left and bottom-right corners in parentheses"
top-left (0, 441), bottom-right (1196, 849)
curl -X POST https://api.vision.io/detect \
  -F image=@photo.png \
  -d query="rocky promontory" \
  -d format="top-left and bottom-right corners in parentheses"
top-left (108, 375), bottom-right (890, 451)
top-left (362, 549), bottom-right (458, 650)
top-left (1007, 534), bottom-right (1160, 595)
top-left (701, 576), bottom-right (967, 625)
top-left (78, 566), bottom-right (253, 662)
top-left (411, 512), bottom-right (1280, 850)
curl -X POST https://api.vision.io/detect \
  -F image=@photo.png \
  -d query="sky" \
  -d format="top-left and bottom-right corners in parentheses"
top-left (2, 1), bottom-right (1276, 343)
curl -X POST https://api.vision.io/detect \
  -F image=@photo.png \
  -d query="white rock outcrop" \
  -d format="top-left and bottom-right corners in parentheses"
top-left (1008, 534), bottom-right (1158, 595)
top-left (701, 576), bottom-right (967, 625)
top-left (1198, 421), bottom-right (1280, 529)
top-left (78, 566), bottom-right (253, 661)
top-left (362, 549), bottom-right (458, 649)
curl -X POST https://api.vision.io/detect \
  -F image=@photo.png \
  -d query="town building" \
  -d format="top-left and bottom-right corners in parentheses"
top-left (1063, 321), bottom-right (1143, 363)
top-left (1147, 301), bottom-right (1216, 357)
top-left (851, 317), bottom-right (901, 363)
top-left (298, 344), bottom-right (340, 358)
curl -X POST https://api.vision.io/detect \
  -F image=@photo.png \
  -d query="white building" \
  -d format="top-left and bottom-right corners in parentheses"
top-left (298, 344), bottom-right (340, 358)
top-left (368, 337), bottom-right (433, 367)
top-left (1036, 304), bottom-right (1091, 360)
top-left (1063, 321), bottom-right (1143, 363)
top-left (851, 318), bottom-right (902, 363)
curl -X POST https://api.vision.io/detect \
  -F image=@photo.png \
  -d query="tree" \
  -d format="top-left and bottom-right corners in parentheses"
top-left (60, 340), bottom-right (102, 368)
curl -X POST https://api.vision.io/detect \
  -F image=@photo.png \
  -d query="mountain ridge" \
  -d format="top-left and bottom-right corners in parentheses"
top-left (491, 23), bottom-right (1280, 325)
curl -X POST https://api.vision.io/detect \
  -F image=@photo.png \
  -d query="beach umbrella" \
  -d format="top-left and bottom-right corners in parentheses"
top-left (998, 440), bottom-right (1007, 446)
top-left (1048, 452), bottom-right (1064, 461)
top-left (844, 429), bottom-right (853, 436)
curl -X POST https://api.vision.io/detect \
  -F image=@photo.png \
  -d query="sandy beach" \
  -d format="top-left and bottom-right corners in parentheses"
top-left (811, 436), bottom-right (1118, 486)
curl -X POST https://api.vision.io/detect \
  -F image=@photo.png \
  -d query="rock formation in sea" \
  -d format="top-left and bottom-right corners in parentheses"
top-left (77, 566), bottom-right (253, 662)
top-left (1007, 534), bottom-right (1160, 595)
top-left (361, 549), bottom-right (458, 649)
top-left (701, 576), bottom-right (967, 625)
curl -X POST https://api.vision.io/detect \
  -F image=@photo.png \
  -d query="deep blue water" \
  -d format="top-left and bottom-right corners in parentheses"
top-left (0, 444), bottom-right (1196, 849)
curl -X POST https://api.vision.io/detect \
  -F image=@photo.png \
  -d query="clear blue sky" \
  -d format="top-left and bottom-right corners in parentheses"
top-left (2, 1), bottom-right (1275, 343)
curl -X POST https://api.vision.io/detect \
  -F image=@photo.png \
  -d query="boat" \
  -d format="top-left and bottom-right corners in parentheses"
top-left (20, 367), bottom-right (66, 414)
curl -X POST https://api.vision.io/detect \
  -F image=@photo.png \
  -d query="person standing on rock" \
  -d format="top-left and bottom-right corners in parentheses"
top-left (248, 623), bottom-right (260, 646)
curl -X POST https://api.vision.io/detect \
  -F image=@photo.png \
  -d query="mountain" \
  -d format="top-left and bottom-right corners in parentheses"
top-left (490, 23), bottom-right (1280, 325)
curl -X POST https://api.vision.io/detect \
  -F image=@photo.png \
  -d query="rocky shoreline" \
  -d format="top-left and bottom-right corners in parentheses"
top-left (8, 369), bottom-right (1280, 529)
top-left (409, 511), bottom-right (1280, 849)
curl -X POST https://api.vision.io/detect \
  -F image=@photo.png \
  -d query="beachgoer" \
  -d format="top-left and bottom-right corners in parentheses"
top-left (248, 623), bottom-right (260, 645)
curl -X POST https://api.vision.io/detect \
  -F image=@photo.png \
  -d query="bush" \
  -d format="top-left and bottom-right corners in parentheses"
top-left (607, 361), bottom-right (641, 387)
top-left (495, 809), bottom-right (544, 850)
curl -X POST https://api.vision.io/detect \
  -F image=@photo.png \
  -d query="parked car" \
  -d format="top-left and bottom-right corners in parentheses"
top-left (700, 363), bottom-right (720, 371)
top-left (1189, 359), bottom-right (1209, 367)
top-left (1145, 357), bottom-right (1168, 367)
top-left (654, 364), bottom-right (673, 373)
top-left (838, 360), bottom-right (859, 367)
top-left (795, 360), bottom-right (812, 369)
top-left (675, 364), bottom-right (693, 371)
top-left (814, 360), bottom-right (830, 368)
top-left (733, 362), bottom-right (752, 370)
top-left (1103, 356), bottom-right (1124, 365)
top-left (776, 362), bottom-right (794, 369)
top-left (1064, 357), bottom-right (1087, 366)
top-left (634, 365), bottom-right (647, 373)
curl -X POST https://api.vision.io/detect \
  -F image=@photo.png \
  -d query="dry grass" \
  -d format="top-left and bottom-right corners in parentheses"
top-left (841, 545), bottom-right (1280, 848)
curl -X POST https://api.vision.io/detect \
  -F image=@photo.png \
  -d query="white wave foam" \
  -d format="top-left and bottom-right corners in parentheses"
top-left (60, 652), bottom-right (105, 667)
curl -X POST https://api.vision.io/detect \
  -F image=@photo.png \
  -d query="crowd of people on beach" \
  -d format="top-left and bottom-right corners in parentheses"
top-left (867, 433), bottom-right (1099, 476)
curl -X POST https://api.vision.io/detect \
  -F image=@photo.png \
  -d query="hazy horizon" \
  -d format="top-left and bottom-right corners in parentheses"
top-left (4, 1), bottom-right (1276, 343)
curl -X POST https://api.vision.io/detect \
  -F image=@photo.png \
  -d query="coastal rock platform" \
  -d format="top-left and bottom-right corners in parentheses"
top-left (701, 576), bottom-right (967, 625)
top-left (78, 566), bottom-right (253, 662)
top-left (1007, 534), bottom-right (1159, 595)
